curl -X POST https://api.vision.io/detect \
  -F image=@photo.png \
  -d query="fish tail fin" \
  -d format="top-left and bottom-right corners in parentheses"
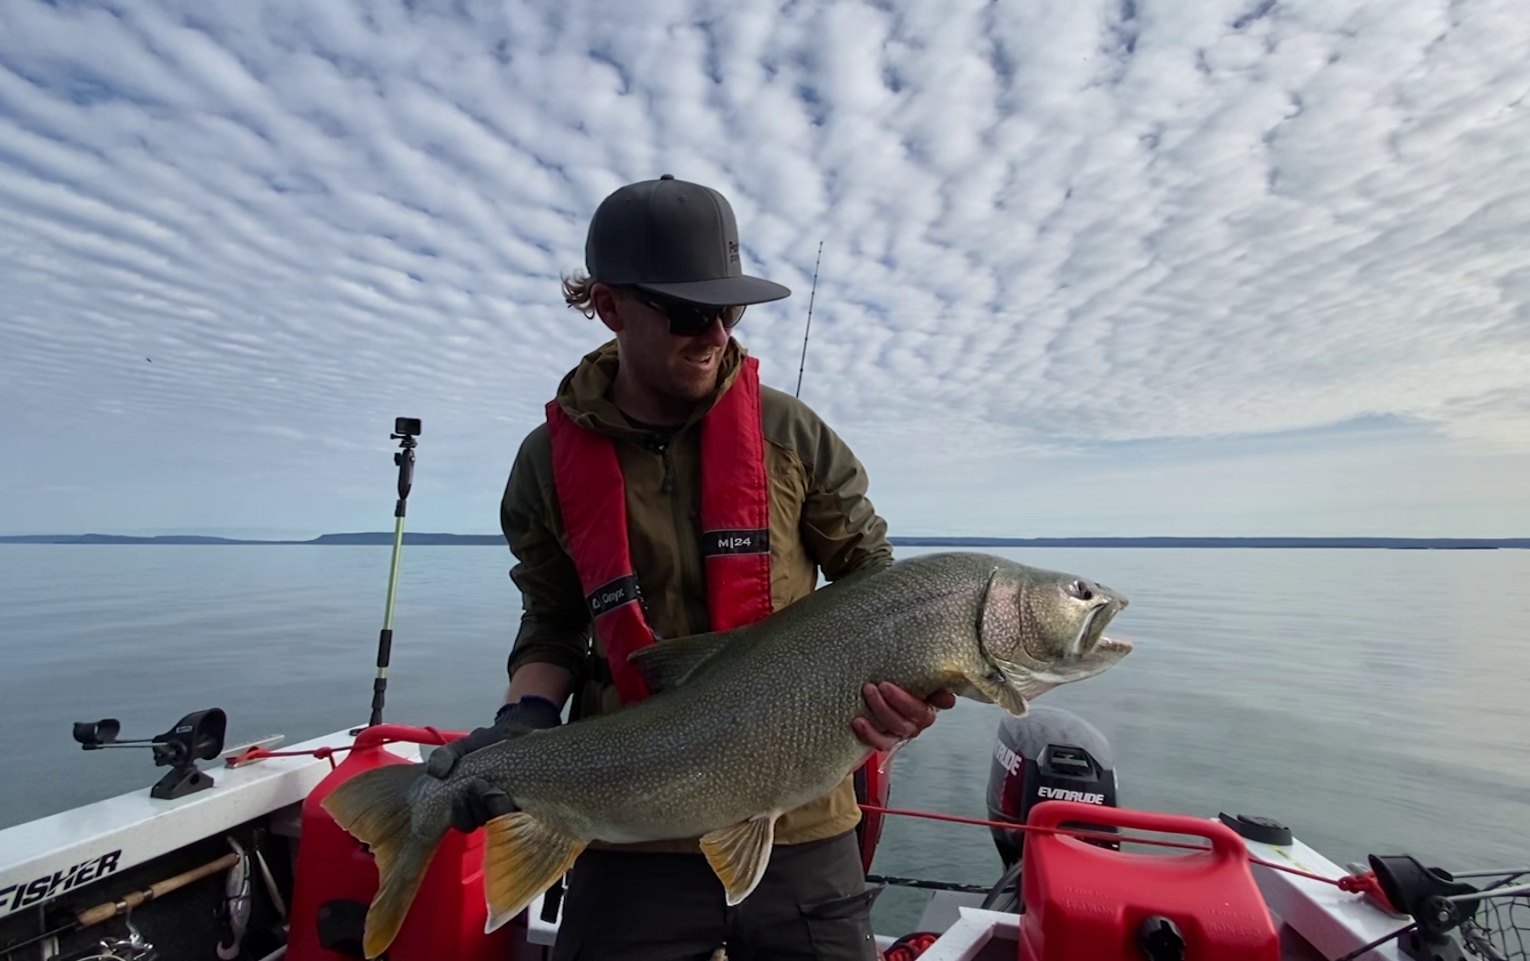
top-left (481, 812), bottom-right (586, 933)
top-left (320, 763), bottom-right (445, 959)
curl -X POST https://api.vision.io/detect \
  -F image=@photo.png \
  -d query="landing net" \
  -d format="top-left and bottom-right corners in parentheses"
top-left (1462, 872), bottom-right (1529, 961)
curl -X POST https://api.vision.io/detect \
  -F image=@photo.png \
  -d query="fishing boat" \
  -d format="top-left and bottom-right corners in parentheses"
top-left (3, 423), bottom-right (1523, 961)
top-left (1, 696), bottom-right (1524, 961)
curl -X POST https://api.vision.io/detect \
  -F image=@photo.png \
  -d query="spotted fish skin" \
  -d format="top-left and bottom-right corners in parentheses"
top-left (321, 551), bottom-right (1131, 958)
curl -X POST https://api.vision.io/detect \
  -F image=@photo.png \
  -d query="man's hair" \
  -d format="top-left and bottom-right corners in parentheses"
top-left (562, 270), bottom-right (598, 318)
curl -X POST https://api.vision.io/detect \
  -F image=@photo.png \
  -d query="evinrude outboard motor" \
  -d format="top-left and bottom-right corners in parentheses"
top-left (981, 705), bottom-right (1119, 913)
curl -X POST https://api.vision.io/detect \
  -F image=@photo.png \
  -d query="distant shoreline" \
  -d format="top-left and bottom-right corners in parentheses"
top-left (1, 533), bottom-right (1525, 549)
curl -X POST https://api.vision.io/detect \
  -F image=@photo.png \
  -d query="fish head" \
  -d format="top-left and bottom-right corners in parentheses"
top-left (962, 561), bottom-right (1132, 715)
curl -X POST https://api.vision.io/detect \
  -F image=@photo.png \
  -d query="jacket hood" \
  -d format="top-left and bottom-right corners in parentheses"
top-left (553, 337), bottom-right (748, 438)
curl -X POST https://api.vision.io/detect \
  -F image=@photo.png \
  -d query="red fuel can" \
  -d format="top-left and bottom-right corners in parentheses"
top-left (285, 724), bottom-right (518, 961)
top-left (1019, 801), bottom-right (1279, 961)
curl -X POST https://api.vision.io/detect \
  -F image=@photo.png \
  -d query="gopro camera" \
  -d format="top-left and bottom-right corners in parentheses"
top-left (394, 417), bottom-right (421, 437)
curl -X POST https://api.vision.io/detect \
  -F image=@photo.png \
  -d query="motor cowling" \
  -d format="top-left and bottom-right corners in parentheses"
top-left (985, 705), bottom-right (1119, 868)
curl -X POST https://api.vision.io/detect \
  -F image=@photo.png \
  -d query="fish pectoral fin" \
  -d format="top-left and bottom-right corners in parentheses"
top-left (970, 671), bottom-right (1031, 718)
top-left (953, 681), bottom-right (994, 704)
top-left (481, 812), bottom-right (586, 933)
top-left (700, 814), bottom-right (778, 906)
top-left (628, 629), bottom-right (741, 693)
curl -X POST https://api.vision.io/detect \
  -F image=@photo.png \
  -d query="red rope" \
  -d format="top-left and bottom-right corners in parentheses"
top-left (859, 804), bottom-right (1214, 853)
top-left (226, 745), bottom-right (350, 770)
top-left (225, 726), bottom-right (459, 771)
top-left (1336, 870), bottom-right (1397, 910)
top-left (857, 802), bottom-right (1395, 910)
top-left (234, 746), bottom-right (344, 759)
top-left (226, 743), bottom-right (1393, 915)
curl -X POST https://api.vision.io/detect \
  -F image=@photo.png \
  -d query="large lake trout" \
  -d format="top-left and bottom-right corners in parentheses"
top-left (322, 551), bottom-right (1133, 957)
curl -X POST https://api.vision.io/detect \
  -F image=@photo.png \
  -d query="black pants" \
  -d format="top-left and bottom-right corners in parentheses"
top-left (549, 830), bottom-right (881, 961)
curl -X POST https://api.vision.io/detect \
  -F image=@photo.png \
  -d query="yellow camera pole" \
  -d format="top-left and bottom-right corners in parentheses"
top-left (370, 417), bottom-right (419, 728)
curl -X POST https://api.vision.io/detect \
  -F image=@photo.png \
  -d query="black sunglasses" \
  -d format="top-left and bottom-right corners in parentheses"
top-left (627, 288), bottom-right (746, 336)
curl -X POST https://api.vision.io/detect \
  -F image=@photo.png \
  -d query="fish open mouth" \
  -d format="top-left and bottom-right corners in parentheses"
top-left (1074, 598), bottom-right (1126, 658)
top-left (1058, 632), bottom-right (1133, 680)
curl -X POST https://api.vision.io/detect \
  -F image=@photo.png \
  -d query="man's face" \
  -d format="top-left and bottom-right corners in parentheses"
top-left (598, 287), bottom-right (739, 405)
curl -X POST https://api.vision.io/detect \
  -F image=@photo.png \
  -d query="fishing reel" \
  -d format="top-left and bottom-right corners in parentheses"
top-left (86, 920), bottom-right (159, 961)
top-left (73, 708), bottom-right (227, 800)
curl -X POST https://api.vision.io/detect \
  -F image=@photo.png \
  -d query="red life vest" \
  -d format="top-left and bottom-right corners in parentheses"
top-left (545, 355), bottom-right (774, 704)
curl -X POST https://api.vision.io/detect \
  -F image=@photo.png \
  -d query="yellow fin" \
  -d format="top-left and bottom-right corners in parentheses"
top-left (481, 812), bottom-right (586, 932)
top-left (700, 814), bottom-right (777, 905)
top-left (319, 763), bottom-right (442, 960)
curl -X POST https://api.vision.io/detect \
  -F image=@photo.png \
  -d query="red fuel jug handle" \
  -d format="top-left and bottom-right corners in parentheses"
top-left (350, 724), bottom-right (467, 751)
top-left (1028, 800), bottom-right (1247, 864)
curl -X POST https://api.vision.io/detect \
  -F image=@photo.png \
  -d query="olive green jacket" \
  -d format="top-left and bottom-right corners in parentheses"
top-left (499, 337), bottom-right (893, 850)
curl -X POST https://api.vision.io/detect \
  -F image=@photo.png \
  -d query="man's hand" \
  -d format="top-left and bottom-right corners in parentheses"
top-left (852, 682), bottom-right (957, 752)
top-left (425, 695), bottom-right (562, 833)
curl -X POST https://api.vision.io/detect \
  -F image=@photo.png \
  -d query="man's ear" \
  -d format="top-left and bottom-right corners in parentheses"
top-left (591, 283), bottom-right (624, 333)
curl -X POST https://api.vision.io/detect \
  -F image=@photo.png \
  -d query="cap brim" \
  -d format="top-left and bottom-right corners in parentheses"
top-left (634, 275), bottom-right (791, 308)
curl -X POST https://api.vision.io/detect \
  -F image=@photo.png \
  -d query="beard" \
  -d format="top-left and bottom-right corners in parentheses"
top-left (656, 346), bottom-right (722, 402)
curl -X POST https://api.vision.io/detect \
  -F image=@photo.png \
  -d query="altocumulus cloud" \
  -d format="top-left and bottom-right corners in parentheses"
top-left (1, 0), bottom-right (1528, 539)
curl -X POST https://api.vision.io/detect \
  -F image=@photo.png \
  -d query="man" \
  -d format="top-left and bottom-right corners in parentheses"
top-left (427, 174), bottom-right (955, 960)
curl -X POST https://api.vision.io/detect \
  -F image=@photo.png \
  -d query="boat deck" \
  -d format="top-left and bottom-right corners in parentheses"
top-left (0, 725), bottom-right (1426, 961)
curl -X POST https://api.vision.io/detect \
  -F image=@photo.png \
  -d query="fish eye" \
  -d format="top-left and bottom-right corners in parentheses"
top-left (1065, 579), bottom-right (1094, 601)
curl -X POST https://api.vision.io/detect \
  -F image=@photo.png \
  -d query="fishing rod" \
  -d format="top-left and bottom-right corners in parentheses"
top-left (794, 240), bottom-right (823, 399)
top-left (1, 852), bottom-right (239, 955)
top-left (369, 416), bottom-right (419, 728)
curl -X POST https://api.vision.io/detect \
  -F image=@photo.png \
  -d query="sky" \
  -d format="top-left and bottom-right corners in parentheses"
top-left (2, 0), bottom-right (1528, 540)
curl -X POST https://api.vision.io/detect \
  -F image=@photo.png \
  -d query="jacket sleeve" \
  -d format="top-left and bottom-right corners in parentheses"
top-left (799, 415), bottom-right (895, 581)
top-left (500, 430), bottom-right (591, 683)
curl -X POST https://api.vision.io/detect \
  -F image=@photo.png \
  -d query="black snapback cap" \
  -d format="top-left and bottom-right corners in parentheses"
top-left (585, 174), bottom-right (791, 308)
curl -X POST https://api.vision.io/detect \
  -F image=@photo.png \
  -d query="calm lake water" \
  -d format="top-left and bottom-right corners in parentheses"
top-left (1, 544), bottom-right (1526, 935)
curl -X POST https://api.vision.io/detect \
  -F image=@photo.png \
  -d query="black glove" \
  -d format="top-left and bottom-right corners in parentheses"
top-left (426, 695), bottom-right (562, 833)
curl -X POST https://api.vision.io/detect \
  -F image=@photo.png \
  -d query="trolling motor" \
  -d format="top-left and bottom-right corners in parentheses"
top-left (367, 416), bottom-right (420, 728)
top-left (73, 708), bottom-right (228, 799)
